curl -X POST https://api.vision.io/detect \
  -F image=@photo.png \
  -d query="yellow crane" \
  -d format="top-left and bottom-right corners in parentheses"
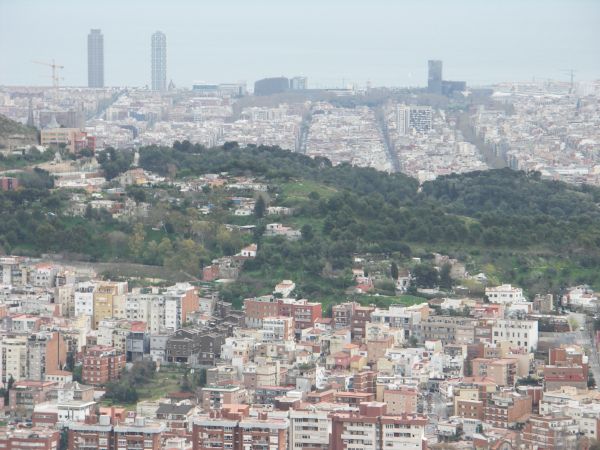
top-left (32, 59), bottom-right (64, 89)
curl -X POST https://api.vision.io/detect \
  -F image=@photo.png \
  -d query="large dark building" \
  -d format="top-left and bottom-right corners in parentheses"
top-left (254, 77), bottom-right (289, 96)
top-left (442, 80), bottom-right (467, 96)
top-left (427, 60), bottom-right (443, 94)
top-left (428, 60), bottom-right (466, 96)
top-left (87, 29), bottom-right (104, 88)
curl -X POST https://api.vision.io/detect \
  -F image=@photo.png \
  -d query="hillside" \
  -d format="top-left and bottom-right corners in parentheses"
top-left (2, 143), bottom-right (600, 306)
top-left (0, 114), bottom-right (38, 149)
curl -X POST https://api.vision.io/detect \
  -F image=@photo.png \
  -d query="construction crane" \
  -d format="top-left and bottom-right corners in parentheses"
top-left (32, 59), bottom-right (64, 89)
top-left (560, 68), bottom-right (577, 94)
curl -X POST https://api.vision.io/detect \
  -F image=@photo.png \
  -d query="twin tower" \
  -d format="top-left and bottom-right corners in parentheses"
top-left (87, 29), bottom-right (167, 91)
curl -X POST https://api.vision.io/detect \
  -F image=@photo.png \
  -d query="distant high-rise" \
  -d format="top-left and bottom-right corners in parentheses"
top-left (395, 105), bottom-right (409, 135)
top-left (428, 60), bottom-right (443, 94)
top-left (151, 31), bottom-right (167, 91)
top-left (409, 106), bottom-right (432, 133)
top-left (87, 29), bottom-right (104, 88)
top-left (290, 76), bottom-right (308, 90)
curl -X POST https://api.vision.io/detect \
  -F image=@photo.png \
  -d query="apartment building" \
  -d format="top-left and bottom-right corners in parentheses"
top-left (262, 317), bottom-right (294, 342)
top-left (288, 406), bottom-right (330, 450)
top-left (81, 346), bottom-right (126, 386)
top-left (491, 319), bottom-right (538, 352)
top-left (9, 380), bottom-right (57, 416)
top-left (329, 402), bottom-right (427, 450)
top-left (522, 414), bottom-right (578, 449)
top-left (485, 284), bottom-right (526, 304)
top-left (40, 127), bottom-right (95, 154)
top-left (68, 414), bottom-right (165, 450)
top-left (484, 391), bottom-right (532, 428)
top-left (471, 358), bottom-right (518, 387)
top-left (192, 406), bottom-right (288, 450)
top-left (0, 427), bottom-right (60, 450)
top-left (92, 281), bottom-right (127, 330)
top-left (200, 385), bottom-right (248, 411)
top-left (383, 387), bottom-right (419, 414)
top-left (420, 315), bottom-right (477, 345)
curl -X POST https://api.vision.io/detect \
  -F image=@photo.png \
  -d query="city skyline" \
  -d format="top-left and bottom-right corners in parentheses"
top-left (0, 0), bottom-right (598, 88)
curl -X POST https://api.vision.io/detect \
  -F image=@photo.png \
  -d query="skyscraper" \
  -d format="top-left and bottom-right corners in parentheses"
top-left (428, 60), bottom-right (442, 94)
top-left (87, 29), bottom-right (104, 88)
top-left (151, 31), bottom-right (167, 91)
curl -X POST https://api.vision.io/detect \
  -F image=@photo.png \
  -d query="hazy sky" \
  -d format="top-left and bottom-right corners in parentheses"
top-left (1, 0), bottom-right (599, 88)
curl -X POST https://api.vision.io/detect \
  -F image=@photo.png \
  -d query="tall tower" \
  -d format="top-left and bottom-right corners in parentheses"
top-left (427, 60), bottom-right (442, 94)
top-left (151, 31), bottom-right (167, 91)
top-left (87, 29), bottom-right (104, 88)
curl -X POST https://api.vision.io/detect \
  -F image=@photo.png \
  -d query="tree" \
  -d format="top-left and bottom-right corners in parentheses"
top-left (128, 223), bottom-right (146, 260)
top-left (301, 224), bottom-right (314, 241)
top-left (412, 264), bottom-right (439, 288)
top-left (390, 262), bottom-right (399, 280)
top-left (71, 365), bottom-right (83, 382)
top-left (254, 195), bottom-right (266, 218)
top-left (180, 371), bottom-right (192, 392)
top-left (439, 263), bottom-right (453, 289)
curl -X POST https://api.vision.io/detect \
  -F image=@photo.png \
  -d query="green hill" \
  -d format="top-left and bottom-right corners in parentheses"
top-left (2, 143), bottom-right (600, 306)
top-left (0, 114), bottom-right (38, 149)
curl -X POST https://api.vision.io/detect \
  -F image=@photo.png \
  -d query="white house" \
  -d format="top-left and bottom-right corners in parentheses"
top-left (485, 284), bottom-right (526, 304)
top-left (492, 319), bottom-right (538, 352)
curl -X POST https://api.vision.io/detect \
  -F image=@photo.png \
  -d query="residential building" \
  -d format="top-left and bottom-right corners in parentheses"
top-left (484, 391), bottom-right (532, 428)
top-left (485, 284), bottom-right (526, 304)
top-left (0, 427), bottom-right (60, 450)
top-left (9, 380), bottom-right (57, 416)
top-left (522, 415), bottom-right (578, 449)
top-left (471, 358), bottom-right (518, 387)
top-left (68, 414), bottom-right (165, 450)
top-left (40, 127), bottom-right (95, 154)
top-left (200, 386), bottom-right (248, 411)
top-left (92, 281), bottom-right (127, 329)
top-left (288, 406), bottom-right (330, 449)
top-left (543, 347), bottom-right (589, 391)
top-left (409, 106), bottom-right (433, 133)
top-left (0, 177), bottom-right (19, 192)
top-left (81, 346), bottom-right (126, 386)
top-left (491, 319), bottom-right (538, 352)
top-left (262, 317), bottom-right (294, 342)
top-left (329, 402), bottom-right (427, 450)
top-left (193, 407), bottom-right (288, 450)
top-left (0, 336), bottom-right (28, 383)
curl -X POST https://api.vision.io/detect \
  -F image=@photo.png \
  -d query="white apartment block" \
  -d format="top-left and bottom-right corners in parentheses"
top-left (0, 337), bottom-right (28, 384)
top-left (381, 419), bottom-right (426, 449)
top-left (262, 317), bottom-right (294, 342)
top-left (485, 284), bottom-right (526, 304)
top-left (289, 408), bottom-right (330, 449)
top-left (126, 292), bottom-right (165, 334)
top-left (492, 319), bottom-right (538, 352)
top-left (74, 281), bottom-right (95, 317)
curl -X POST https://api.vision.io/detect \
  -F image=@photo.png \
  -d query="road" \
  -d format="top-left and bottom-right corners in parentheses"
top-left (571, 312), bottom-right (600, 385)
top-left (374, 106), bottom-right (401, 173)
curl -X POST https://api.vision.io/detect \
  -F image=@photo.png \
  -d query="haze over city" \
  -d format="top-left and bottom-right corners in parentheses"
top-left (2, 1), bottom-right (600, 450)
top-left (1, 0), bottom-right (599, 87)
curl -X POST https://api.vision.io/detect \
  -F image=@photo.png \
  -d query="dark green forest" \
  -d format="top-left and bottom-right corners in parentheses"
top-left (2, 143), bottom-right (600, 303)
